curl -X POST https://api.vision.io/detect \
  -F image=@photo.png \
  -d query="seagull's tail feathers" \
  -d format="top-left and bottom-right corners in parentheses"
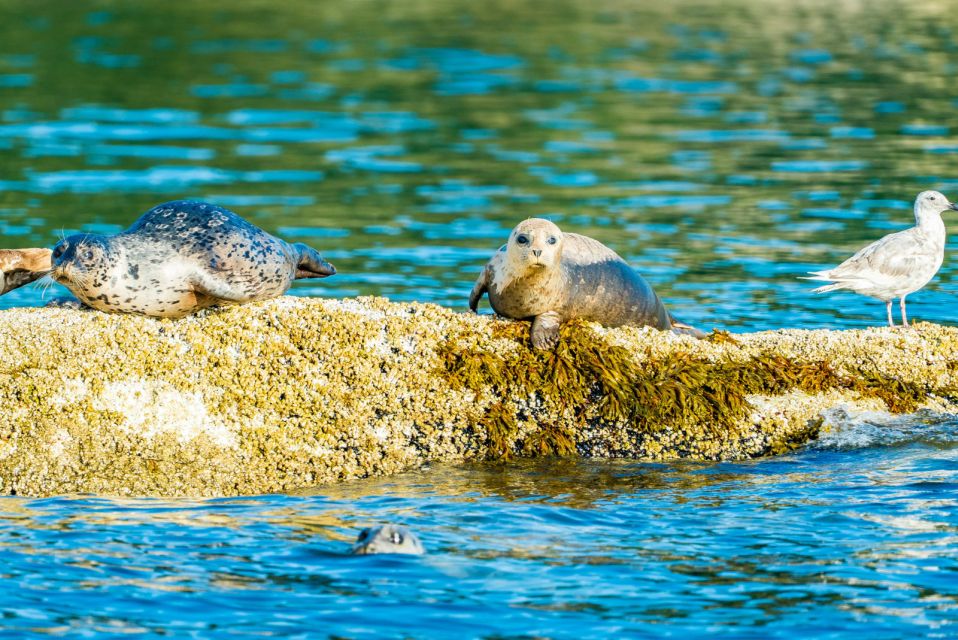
top-left (799, 269), bottom-right (834, 282)
top-left (798, 269), bottom-right (853, 294)
top-left (809, 281), bottom-right (848, 294)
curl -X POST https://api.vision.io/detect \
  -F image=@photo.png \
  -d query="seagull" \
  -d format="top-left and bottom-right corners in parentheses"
top-left (803, 190), bottom-right (957, 327)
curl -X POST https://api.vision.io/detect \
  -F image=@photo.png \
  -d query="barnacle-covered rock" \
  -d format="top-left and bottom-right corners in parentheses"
top-left (0, 296), bottom-right (955, 497)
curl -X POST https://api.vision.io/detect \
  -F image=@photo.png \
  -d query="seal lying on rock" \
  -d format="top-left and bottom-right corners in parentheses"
top-left (350, 524), bottom-right (425, 555)
top-left (470, 218), bottom-right (703, 349)
top-left (0, 248), bottom-right (52, 295)
top-left (50, 200), bottom-right (335, 318)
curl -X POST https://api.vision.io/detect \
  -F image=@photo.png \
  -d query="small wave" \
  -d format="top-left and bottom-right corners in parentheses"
top-left (812, 407), bottom-right (958, 450)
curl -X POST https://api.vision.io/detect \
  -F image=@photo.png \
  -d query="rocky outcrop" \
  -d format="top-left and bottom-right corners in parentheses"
top-left (1, 296), bottom-right (955, 497)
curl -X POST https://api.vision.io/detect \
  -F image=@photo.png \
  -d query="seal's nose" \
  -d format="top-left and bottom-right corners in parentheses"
top-left (532, 249), bottom-right (542, 258)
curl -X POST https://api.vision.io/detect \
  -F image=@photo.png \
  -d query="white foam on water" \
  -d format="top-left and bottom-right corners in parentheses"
top-left (813, 406), bottom-right (958, 450)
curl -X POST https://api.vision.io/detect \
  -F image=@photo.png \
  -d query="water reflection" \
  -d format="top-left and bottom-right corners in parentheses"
top-left (2, 0), bottom-right (956, 329)
top-left (0, 418), bottom-right (955, 636)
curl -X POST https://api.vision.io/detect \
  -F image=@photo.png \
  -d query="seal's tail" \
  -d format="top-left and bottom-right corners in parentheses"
top-left (293, 243), bottom-right (336, 279)
top-left (668, 313), bottom-right (707, 339)
top-left (0, 248), bottom-right (53, 295)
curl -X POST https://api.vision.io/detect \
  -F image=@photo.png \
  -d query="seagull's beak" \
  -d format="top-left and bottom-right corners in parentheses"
top-left (950, 201), bottom-right (958, 212)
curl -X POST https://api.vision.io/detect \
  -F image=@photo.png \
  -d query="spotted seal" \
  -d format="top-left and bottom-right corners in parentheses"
top-left (49, 200), bottom-right (335, 317)
top-left (0, 248), bottom-right (52, 295)
top-left (350, 524), bottom-right (425, 555)
top-left (469, 218), bottom-right (703, 349)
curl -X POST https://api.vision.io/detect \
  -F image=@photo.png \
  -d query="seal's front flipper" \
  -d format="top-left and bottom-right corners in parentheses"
top-left (189, 270), bottom-right (256, 304)
top-left (46, 296), bottom-right (89, 310)
top-left (468, 265), bottom-right (491, 312)
top-left (669, 314), bottom-right (707, 339)
top-left (293, 243), bottom-right (336, 279)
top-left (0, 248), bottom-right (52, 295)
top-left (531, 311), bottom-right (562, 350)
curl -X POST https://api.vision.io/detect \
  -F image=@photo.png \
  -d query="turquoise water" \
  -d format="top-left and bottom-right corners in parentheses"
top-left (1, 0), bottom-right (958, 330)
top-left (2, 413), bottom-right (957, 638)
top-left (2, 0), bottom-right (958, 636)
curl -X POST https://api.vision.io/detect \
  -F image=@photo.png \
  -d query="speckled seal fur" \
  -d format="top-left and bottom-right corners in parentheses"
top-left (50, 200), bottom-right (335, 317)
top-left (470, 218), bottom-right (700, 348)
top-left (0, 248), bottom-right (52, 295)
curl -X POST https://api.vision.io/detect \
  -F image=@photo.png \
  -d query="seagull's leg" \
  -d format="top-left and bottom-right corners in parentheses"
top-left (886, 300), bottom-right (895, 327)
top-left (900, 295), bottom-right (909, 328)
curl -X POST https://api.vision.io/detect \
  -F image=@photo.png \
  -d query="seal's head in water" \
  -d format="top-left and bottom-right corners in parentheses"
top-left (50, 200), bottom-right (336, 318)
top-left (471, 218), bottom-right (703, 348)
top-left (0, 248), bottom-right (52, 295)
top-left (350, 524), bottom-right (425, 555)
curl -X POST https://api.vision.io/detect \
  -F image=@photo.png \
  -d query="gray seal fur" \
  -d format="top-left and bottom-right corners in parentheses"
top-left (470, 218), bottom-right (701, 348)
top-left (350, 524), bottom-right (425, 555)
top-left (50, 200), bottom-right (335, 317)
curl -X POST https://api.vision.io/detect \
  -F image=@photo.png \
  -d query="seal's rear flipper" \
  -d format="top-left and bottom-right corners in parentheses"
top-left (669, 314), bottom-right (707, 339)
top-left (293, 243), bottom-right (336, 279)
top-left (0, 248), bottom-right (53, 295)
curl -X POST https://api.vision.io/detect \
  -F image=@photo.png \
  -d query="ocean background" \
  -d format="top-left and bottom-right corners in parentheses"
top-left (0, 1), bottom-right (956, 637)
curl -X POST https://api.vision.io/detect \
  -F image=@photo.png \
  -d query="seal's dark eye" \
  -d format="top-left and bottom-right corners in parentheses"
top-left (52, 245), bottom-right (65, 259)
top-left (82, 250), bottom-right (95, 261)
top-left (390, 532), bottom-right (403, 545)
top-left (516, 234), bottom-right (529, 246)
top-left (547, 236), bottom-right (557, 245)
top-left (358, 528), bottom-right (370, 541)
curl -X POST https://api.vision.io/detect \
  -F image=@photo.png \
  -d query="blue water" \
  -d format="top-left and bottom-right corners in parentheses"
top-left (2, 0), bottom-right (958, 636)
top-left (2, 412), bottom-right (957, 638)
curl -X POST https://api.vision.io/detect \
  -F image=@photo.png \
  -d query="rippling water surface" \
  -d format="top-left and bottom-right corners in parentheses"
top-left (2, 0), bottom-right (958, 636)
top-left (2, 413), bottom-right (957, 638)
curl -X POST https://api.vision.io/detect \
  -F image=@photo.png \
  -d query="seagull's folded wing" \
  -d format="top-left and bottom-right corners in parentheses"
top-left (827, 229), bottom-right (924, 280)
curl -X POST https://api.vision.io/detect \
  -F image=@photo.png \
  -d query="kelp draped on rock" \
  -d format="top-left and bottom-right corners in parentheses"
top-left (0, 296), bottom-right (955, 497)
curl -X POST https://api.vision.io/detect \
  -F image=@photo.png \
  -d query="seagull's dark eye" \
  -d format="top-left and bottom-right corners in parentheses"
top-left (929, 195), bottom-right (937, 201)
top-left (390, 532), bottom-right (403, 545)
top-left (516, 234), bottom-right (529, 246)
top-left (547, 236), bottom-right (557, 245)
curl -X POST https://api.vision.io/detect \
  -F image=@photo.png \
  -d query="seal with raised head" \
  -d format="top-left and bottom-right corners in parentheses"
top-left (0, 248), bottom-right (52, 295)
top-left (50, 200), bottom-right (335, 318)
top-left (350, 524), bottom-right (425, 555)
top-left (469, 218), bottom-right (702, 349)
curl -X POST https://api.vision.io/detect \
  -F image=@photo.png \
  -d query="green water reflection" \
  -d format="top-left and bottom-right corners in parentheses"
top-left (1, 0), bottom-right (957, 330)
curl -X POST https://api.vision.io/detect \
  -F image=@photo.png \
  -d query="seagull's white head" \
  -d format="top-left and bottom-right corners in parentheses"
top-left (914, 190), bottom-right (958, 224)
